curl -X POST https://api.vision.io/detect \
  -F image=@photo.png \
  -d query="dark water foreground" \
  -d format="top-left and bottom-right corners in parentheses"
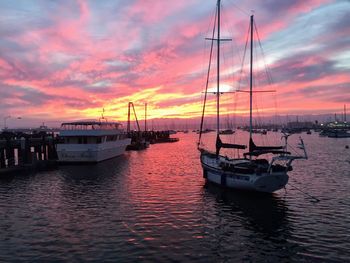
top-left (0, 132), bottom-right (349, 262)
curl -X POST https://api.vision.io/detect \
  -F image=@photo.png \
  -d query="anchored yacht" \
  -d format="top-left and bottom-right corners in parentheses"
top-left (198, 0), bottom-right (307, 193)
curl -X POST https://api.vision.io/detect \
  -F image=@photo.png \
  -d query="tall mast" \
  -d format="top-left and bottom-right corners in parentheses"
top-left (216, 0), bottom-right (221, 136)
top-left (249, 15), bottom-right (254, 145)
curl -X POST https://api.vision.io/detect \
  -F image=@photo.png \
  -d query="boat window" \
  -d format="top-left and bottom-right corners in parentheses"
top-left (61, 122), bottom-right (123, 131)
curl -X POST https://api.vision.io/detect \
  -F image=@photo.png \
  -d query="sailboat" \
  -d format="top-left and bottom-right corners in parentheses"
top-left (198, 0), bottom-right (308, 193)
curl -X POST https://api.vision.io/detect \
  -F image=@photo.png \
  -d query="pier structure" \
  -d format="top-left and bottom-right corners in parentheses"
top-left (128, 130), bottom-right (179, 144)
top-left (126, 102), bottom-right (179, 150)
top-left (0, 131), bottom-right (58, 175)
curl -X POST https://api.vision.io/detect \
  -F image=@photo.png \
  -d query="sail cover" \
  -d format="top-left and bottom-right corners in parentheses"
top-left (216, 135), bottom-right (246, 155)
top-left (244, 150), bottom-right (291, 157)
top-left (244, 138), bottom-right (289, 157)
top-left (249, 138), bottom-right (283, 152)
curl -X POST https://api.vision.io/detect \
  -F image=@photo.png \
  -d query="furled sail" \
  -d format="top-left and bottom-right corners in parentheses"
top-left (216, 135), bottom-right (246, 155)
top-left (244, 138), bottom-right (289, 157)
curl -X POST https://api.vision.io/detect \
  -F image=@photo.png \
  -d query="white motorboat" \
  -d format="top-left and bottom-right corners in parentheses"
top-left (57, 121), bottom-right (131, 162)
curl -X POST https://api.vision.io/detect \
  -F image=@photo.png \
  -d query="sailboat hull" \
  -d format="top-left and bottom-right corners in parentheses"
top-left (201, 153), bottom-right (289, 193)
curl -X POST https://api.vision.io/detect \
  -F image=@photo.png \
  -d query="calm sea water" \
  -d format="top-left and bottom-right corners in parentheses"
top-left (0, 131), bottom-right (349, 262)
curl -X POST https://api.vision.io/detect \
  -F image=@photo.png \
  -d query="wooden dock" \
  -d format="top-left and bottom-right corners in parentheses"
top-left (127, 130), bottom-right (179, 150)
top-left (0, 131), bottom-right (58, 175)
top-left (0, 129), bottom-right (179, 174)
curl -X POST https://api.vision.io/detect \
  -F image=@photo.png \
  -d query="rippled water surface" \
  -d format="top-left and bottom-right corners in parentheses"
top-left (0, 132), bottom-right (349, 262)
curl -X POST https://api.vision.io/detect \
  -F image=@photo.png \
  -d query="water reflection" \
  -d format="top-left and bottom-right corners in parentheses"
top-left (59, 155), bottom-right (129, 182)
top-left (203, 183), bottom-right (307, 262)
top-left (0, 133), bottom-right (349, 262)
top-left (204, 183), bottom-right (289, 232)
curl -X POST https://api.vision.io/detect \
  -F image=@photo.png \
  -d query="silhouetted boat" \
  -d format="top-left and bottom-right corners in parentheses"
top-left (219, 129), bottom-right (235, 135)
top-left (327, 129), bottom-right (350, 138)
top-left (196, 129), bottom-right (214, 134)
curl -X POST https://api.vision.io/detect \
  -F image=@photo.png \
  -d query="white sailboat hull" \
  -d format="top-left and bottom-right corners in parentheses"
top-left (201, 154), bottom-right (289, 193)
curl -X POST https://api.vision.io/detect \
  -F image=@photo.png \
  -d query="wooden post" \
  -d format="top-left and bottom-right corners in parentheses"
top-left (42, 135), bottom-right (47, 160)
top-left (0, 149), bottom-right (5, 168)
top-left (36, 145), bottom-right (42, 161)
top-left (20, 137), bottom-right (26, 165)
top-left (7, 147), bottom-right (15, 167)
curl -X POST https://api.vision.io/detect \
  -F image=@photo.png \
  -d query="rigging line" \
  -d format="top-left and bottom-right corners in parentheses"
top-left (288, 180), bottom-right (320, 203)
top-left (286, 142), bottom-right (302, 155)
top-left (273, 91), bottom-right (279, 140)
top-left (200, 6), bottom-right (219, 133)
top-left (237, 22), bottom-right (251, 91)
top-left (206, 4), bottom-right (218, 35)
top-left (254, 43), bottom-right (269, 146)
top-left (231, 36), bottom-right (242, 87)
top-left (226, 0), bottom-right (250, 16)
top-left (221, 5), bottom-right (229, 88)
top-left (254, 20), bottom-right (273, 85)
top-left (233, 93), bottom-right (237, 146)
top-left (228, 13), bottom-right (244, 85)
top-left (221, 5), bottom-right (234, 93)
top-left (224, 14), bottom-right (239, 138)
top-left (198, 4), bottom-right (218, 147)
top-left (252, 35), bottom-right (262, 138)
top-left (201, 5), bottom-right (218, 87)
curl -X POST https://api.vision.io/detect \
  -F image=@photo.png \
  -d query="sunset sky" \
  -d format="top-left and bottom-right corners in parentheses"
top-left (0, 0), bottom-right (349, 127)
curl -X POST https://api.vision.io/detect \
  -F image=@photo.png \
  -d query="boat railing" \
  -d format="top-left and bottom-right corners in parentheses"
top-left (61, 123), bottom-right (122, 131)
top-left (268, 137), bottom-right (308, 173)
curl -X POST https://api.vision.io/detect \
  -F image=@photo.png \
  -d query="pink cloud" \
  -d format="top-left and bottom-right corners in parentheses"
top-left (0, 0), bottom-right (348, 126)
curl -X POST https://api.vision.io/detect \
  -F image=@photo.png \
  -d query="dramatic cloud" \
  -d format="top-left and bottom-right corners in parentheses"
top-left (0, 0), bottom-right (349, 127)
